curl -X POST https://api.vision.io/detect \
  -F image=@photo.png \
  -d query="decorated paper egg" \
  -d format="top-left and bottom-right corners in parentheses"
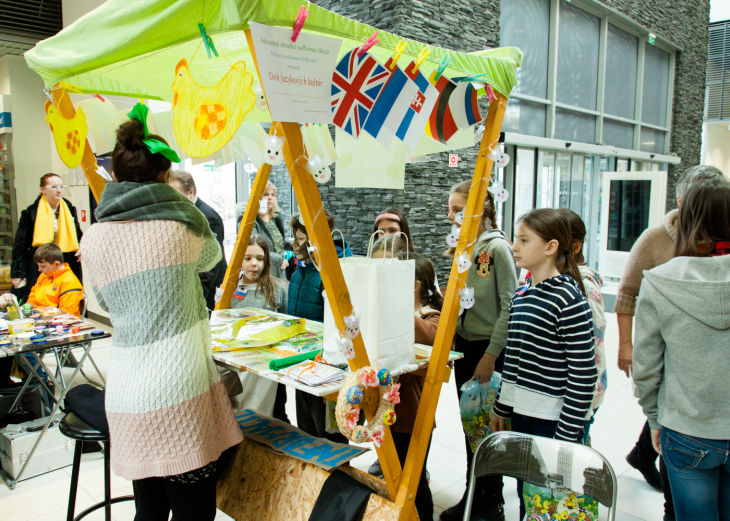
top-left (383, 409), bottom-right (397, 426)
top-left (377, 368), bottom-right (392, 386)
top-left (353, 426), bottom-right (368, 443)
top-left (346, 386), bottom-right (363, 405)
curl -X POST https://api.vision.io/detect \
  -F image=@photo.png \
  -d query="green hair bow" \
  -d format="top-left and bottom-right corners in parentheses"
top-left (127, 103), bottom-right (181, 163)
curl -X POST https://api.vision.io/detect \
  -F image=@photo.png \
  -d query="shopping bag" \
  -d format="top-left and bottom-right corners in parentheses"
top-left (231, 372), bottom-right (277, 417)
top-left (323, 234), bottom-right (415, 372)
top-left (459, 372), bottom-right (502, 452)
top-left (522, 482), bottom-right (599, 520)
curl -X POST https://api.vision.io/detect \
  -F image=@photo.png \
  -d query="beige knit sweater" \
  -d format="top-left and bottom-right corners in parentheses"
top-left (613, 209), bottom-right (677, 315)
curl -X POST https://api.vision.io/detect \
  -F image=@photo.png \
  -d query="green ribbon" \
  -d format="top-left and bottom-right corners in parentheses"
top-left (127, 103), bottom-right (181, 163)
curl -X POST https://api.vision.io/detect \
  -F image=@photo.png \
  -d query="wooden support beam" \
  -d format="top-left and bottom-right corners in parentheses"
top-left (244, 29), bottom-right (404, 504)
top-left (50, 86), bottom-right (106, 203)
top-left (394, 95), bottom-right (508, 520)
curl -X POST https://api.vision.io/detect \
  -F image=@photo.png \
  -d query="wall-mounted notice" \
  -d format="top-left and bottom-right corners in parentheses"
top-left (249, 22), bottom-right (342, 124)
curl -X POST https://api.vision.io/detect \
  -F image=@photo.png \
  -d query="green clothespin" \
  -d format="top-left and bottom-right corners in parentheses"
top-left (198, 23), bottom-right (219, 58)
top-left (434, 54), bottom-right (452, 82)
top-left (459, 72), bottom-right (488, 83)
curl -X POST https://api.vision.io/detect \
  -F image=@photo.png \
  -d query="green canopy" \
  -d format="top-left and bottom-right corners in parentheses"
top-left (25, 0), bottom-right (521, 106)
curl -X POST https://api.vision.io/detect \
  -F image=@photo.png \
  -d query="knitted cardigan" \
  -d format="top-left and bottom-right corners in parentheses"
top-left (81, 182), bottom-right (242, 480)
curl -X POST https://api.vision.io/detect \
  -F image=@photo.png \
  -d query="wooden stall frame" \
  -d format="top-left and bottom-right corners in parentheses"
top-left (57, 31), bottom-right (510, 520)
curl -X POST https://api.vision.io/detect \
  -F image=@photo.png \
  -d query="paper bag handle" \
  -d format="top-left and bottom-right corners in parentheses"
top-left (366, 231), bottom-right (410, 261)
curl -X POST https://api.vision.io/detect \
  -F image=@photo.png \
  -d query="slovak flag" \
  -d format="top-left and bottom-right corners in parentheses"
top-left (450, 79), bottom-right (483, 129)
top-left (425, 72), bottom-right (459, 144)
top-left (362, 61), bottom-right (421, 149)
top-left (331, 49), bottom-right (391, 138)
top-left (399, 60), bottom-right (439, 151)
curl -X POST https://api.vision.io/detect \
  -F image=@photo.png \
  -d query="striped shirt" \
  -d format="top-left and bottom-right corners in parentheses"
top-left (493, 275), bottom-right (597, 441)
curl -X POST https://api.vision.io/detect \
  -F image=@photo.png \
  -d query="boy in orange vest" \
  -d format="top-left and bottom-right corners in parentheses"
top-left (2, 243), bottom-right (83, 316)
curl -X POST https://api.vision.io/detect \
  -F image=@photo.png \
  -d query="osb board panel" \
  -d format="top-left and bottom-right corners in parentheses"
top-left (339, 465), bottom-right (391, 501)
top-left (216, 439), bottom-right (408, 521)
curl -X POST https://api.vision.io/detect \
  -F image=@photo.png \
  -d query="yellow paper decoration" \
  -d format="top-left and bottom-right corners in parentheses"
top-left (45, 100), bottom-right (88, 168)
top-left (172, 58), bottom-right (255, 158)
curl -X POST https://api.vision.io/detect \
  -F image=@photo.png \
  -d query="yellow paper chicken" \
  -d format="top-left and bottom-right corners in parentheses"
top-left (45, 100), bottom-right (88, 168)
top-left (172, 58), bottom-right (255, 158)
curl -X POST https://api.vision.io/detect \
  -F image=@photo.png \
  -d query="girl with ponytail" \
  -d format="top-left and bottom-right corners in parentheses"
top-left (491, 208), bottom-right (597, 520)
top-left (440, 181), bottom-right (518, 521)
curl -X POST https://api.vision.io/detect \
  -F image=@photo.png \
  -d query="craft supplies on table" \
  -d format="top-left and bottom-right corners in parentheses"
top-left (279, 361), bottom-right (344, 387)
top-left (211, 313), bottom-right (306, 351)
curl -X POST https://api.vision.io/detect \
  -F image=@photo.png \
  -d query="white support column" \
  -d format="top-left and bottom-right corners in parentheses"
top-left (633, 38), bottom-right (646, 151)
top-left (596, 17), bottom-right (608, 145)
top-left (546, 0), bottom-right (560, 139)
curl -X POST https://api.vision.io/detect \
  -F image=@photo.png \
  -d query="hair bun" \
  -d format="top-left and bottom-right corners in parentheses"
top-left (116, 118), bottom-right (146, 151)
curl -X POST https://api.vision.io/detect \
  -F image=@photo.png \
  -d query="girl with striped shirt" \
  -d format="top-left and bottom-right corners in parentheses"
top-left (490, 209), bottom-right (597, 520)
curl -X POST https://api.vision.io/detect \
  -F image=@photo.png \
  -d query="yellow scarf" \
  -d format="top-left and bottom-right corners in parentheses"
top-left (32, 195), bottom-right (80, 252)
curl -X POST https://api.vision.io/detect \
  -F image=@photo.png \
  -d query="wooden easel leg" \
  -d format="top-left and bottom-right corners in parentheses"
top-left (394, 95), bottom-right (509, 521)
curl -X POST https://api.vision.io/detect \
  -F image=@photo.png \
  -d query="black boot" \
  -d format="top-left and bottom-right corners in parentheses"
top-left (627, 450), bottom-right (662, 491)
top-left (440, 487), bottom-right (505, 521)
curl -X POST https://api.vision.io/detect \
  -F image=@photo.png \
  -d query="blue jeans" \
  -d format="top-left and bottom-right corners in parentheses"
top-left (511, 413), bottom-right (558, 521)
top-left (662, 428), bottom-right (730, 521)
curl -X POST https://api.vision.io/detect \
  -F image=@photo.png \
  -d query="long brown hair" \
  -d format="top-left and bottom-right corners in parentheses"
top-left (444, 181), bottom-right (498, 256)
top-left (675, 179), bottom-right (730, 257)
top-left (372, 208), bottom-right (415, 252)
top-left (245, 235), bottom-right (282, 309)
top-left (400, 251), bottom-right (444, 311)
top-left (555, 207), bottom-right (587, 265)
top-left (518, 208), bottom-right (587, 297)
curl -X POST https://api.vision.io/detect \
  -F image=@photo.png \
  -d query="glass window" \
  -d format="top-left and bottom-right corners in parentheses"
top-left (504, 98), bottom-right (547, 138)
top-left (557, 0), bottom-right (600, 111)
top-left (556, 153), bottom-right (572, 208)
top-left (500, 0), bottom-right (550, 98)
top-left (536, 150), bottom-right (556, 208)
top-left (639, 127), bottom-right (666, 154)
top-left (604, 25), bottom-right (639, 119)
top-left (582, 156), bottom-right (594, 261)
top-left (602, 119), bottom-right (634, 150)
top-left (555, 108), bottom-right (596, 142)
top-left (570, 155), bottom-right (585, 215)
top-left (513, 148), bottom-right (536, 227)
top-left (642, 44), bottom-right (670, 127)
top-left (616, 159), bottom-right (629, 171)
top-left (607, 179), bottom-right (651, 252)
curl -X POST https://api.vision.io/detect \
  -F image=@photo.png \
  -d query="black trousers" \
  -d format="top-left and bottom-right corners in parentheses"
top-left (454, 334), bottom-right (505, 505)
top-left (295, 389), bottom-right (349, 444)
top-left (273, 383), bottom-right (290, 423)
top-left (632, 421), bottom-right (675, 520)
top-left (392, 431), bottom-right (434, 521)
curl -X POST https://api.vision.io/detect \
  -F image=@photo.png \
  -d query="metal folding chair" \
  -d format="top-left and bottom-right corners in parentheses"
top-left (464, 431), bottom-right (618, 521)
top-left (61, 293), bottom-right (106, 386)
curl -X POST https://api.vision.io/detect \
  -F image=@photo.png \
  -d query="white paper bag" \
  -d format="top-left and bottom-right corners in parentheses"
top-left (232, 372), bottom-right (278, 417)
top-left (323, 253), bottom-right (415, 372)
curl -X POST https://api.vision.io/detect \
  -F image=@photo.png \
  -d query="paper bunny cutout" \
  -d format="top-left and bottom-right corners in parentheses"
top-left (259, 197), bottom-right (268, 214)
top-left (454, 210), bottom-right (465, 225)
top-left (243, 162), bottom-right (256, 173)
top-left (456, 252), bottom-right (472, 273)
top-left (305, 155), bottom-right (332, 184)
top-left (495, 152), bottom-right (510, 168)
top-left (336, 334), bottom-right (356, 360)
top-left (255, 85), bottom-right (268, 111)
top-left (343, 313), bottom-right (361, 339)
top-left (458, 287), bottom-right (476, 316)
top-left (262, 134), bottom-right (285, 165)
top-left (488, 179), bottom-right (510, 203)
top-left (446, 224), bottom-right (460, 248)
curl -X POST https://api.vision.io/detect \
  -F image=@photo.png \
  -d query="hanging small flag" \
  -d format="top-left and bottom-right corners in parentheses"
top-left (398, 60), bottom-right (439, 151)
top-left (331, 48), bottom-right (391, 138)
top-left (449, 79), bottom-right (482, 130)
top-left (362, 61), bottom-right (420, 149)
top-left (425, 73), bottom-right (459, 144)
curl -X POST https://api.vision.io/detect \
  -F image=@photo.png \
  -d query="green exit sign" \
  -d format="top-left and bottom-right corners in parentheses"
top-left (648, 33), bottom-right (656, 45)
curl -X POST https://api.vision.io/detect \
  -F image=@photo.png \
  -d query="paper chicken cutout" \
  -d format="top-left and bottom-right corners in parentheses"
top-left (172, 58), bottom-right (255, 158)
top-left (45, 101), bottom-right (88, 168)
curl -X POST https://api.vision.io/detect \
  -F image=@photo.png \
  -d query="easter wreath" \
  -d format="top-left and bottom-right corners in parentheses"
top-left (335, 366), bottom-right (401, 446)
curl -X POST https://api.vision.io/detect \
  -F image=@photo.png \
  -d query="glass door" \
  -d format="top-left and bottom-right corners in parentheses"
top-left (555, 153), bottom-right (572, 208)
top-left (536, 150), bottom-right (556, 208)
top-left (512, 147), bottom-right (536, 234)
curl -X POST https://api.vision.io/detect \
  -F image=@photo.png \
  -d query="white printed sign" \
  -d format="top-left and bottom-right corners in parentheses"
top-left (249, 22), bottom-right (342, 124)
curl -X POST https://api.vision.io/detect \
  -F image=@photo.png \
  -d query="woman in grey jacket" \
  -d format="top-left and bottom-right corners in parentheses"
top-left (634, 179), bottom-right (730, 521)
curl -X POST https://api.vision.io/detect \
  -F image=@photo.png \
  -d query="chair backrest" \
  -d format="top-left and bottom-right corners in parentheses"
top-left (79, 292), bottom-right (87, 318)
top-left (473, 432), bottom-right (617, 520)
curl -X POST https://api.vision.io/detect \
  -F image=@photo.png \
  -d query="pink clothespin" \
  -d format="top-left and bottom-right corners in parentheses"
top-left (291, 6), bottom-right (309, 43)
top-left (91, 94), bottom-right (106, 102)
top-left (485, 84), bottom-right (497, 103)
top-left (357, 31), bottom-right (380, 57)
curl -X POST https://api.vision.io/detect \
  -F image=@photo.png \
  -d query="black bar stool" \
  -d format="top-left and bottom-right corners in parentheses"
top-left (60, 412), bottom-right (134, 521)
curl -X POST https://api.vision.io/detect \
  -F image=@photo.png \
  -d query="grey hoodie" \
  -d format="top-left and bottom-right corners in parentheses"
top-left (633, 254), bottom-right (730, 440)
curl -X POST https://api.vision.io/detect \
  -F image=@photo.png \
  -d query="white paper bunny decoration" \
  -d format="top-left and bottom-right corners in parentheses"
top-left (262, 134), bottom-right (285, 166)
top-left (488, 179), bottom-right (510, 203)
top-left (255, 85), bottom-right (268, 111)
top-left (446, 224), bottom-right (460, 248)
top-left (343, 313), bottom-right (361, 339)
top-left (336, 333), bottom-right (356, 360)
top-left (305, 155), bottom-right (332, 184)
top-left (458, 287), bottom-right (476, 316)
top-left (456, 252), bottom-right (472, 273)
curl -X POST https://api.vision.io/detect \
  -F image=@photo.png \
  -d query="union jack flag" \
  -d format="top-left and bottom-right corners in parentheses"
top-left (331, 49), bottom-right (391, 137)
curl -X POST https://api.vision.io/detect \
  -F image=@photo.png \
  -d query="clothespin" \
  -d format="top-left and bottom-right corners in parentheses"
top-left (433, 54), bottom-right (452, 82)
top-left (291, 6), bottom-right (309, 43)
top-left (357, 31), bottom-right (380, 57)
top-left (411, 48), bottom-right (432, 74)
top-left (459, 72), bottom-right (487, 83)
top-left (389, 40), bottom-right (408, 70)
top-left (91, 94), bottom-right (106, 102)
top-left (138, 98), bottom-right (145, 105)
top-left (197, 23), bottom-right (219, 58)
top-left (485, 84), bottom-right (498, 103)
top-left (57, 81), bottom-right (83, 94)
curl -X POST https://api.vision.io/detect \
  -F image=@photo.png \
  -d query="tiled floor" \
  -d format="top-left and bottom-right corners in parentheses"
top-left (2, 313), bottom-right (666, 521)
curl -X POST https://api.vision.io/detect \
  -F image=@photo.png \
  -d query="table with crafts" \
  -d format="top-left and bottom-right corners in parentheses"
top-left (0, 307), bottom-right (109, 488)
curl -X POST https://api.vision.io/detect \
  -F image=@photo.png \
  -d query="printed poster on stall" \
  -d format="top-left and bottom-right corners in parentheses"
top-left (249, 22), bottom-right (342, 124)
